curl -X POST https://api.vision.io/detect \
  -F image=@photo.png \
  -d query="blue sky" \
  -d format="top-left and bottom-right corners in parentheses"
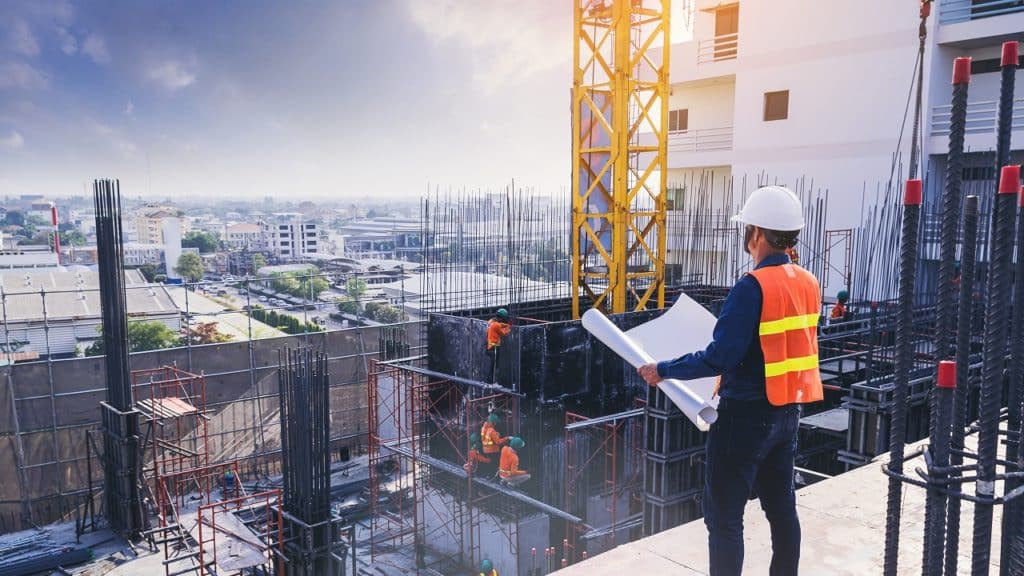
top-left (0, 1), bottom-right (571, 199)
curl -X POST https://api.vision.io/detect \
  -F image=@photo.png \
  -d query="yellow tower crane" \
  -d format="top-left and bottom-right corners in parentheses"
top-left (571, 0), bottom-right (670, 318)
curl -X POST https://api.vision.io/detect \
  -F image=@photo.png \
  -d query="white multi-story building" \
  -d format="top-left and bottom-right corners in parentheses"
top-left (261, 219), bottom-right (319, 260)
top-left (223, 223), bottom-right (263, 249)
top-left (665, 0), bottom-right (1024, 226)
top-left (134, 204), bottom-right (191, 244)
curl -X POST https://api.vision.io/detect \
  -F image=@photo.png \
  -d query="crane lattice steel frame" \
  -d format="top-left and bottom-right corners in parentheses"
top-left (571, 0), bottom-right (669, 317)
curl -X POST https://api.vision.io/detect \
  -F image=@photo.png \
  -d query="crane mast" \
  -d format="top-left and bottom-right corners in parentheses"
top-left (571, 0), bottom-right (670, 317)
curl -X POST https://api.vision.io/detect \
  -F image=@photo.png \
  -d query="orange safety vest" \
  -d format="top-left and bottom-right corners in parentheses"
top-left (829, 302), bottom-right (846, 320)
top-left (480, 570), bottom-right (498, 576)
top-left (499, 446), bottom-right (523, 478)
top-left (467, 448), bottom-right (490, 464)
top-left (480, 422), bottom-right (504, 454)
top-left (748, 264), bottom-right (824, 407)
top-left (487, 320), bottom-right (511, 349)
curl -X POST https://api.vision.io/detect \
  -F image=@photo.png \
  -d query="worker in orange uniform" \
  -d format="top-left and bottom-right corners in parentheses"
top-left (464, 433), bottom-right (491, 475)
top-left (485, 308), bottom-right (512, 383)
top-left (829, 290), bottom-right (849, 324)
top-left (480, 559), bottom-right (498, 576)
top-left (499, 437), bottom-right (530, 487)
top-left (638, 185), bottom-right (823, 576)
top-left (480, 413), bottom-right (507, 477)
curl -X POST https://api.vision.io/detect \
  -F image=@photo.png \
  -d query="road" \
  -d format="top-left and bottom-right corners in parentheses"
top-left (198, 283), bottom-right (348, 331)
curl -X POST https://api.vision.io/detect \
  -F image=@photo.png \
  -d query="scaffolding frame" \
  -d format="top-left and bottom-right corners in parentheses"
top-left (196, 489), bottom-right (285, 576)
top-left (563, 407), bottom-right (644, 565)
top-left (368, 359), bottom-right (529, 574)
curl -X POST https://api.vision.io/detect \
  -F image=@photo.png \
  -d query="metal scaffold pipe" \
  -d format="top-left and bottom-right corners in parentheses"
top-left (883, 179), bottom-right (924, 576)
top-left (972, 165), bottom-right (1021, 575)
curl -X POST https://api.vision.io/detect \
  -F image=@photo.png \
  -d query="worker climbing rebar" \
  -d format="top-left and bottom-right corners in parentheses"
top-left (486, 308), bottom-right (512, 383)
top-left (499, 437), bottom-right (530, 488)
top-left (638, 185), bottom-right (824, 576)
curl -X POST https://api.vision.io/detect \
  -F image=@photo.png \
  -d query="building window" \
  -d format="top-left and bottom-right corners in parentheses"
top-left (763, 90), bottom-right (789, 121)
top-left (668, 109), bottom-right (688, 133)
top-left (714, 5), bottom-right (739, 60)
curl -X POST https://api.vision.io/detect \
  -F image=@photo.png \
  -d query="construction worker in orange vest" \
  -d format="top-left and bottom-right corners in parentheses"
top-left (485, 309), bottom-right (512, 383)
top-left (638, 185), bottom-right (823, 576)
top-left (498, 437), bottom-right (530, 487)
top-left (480, 413), bottom-right (507, 478)
top-left (829, 290), bottom-right (849, 324)
top-left (464, 433), bottom-right (491, 475)
top-left (480, 558), bottom-right (498, 576)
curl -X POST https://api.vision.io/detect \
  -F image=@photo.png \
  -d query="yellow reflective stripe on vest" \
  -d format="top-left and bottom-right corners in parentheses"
top-left (764, 354), bottom-right (819, 378)
top-left (758, 313), bottom-right (819, 336)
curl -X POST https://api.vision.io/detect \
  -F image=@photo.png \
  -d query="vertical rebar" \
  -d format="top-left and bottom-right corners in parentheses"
top-left (996, 42), bottom-right (1021, 575)
top-left (946, 194), bottom-right (980, 576)
top-left (883, 179), bottom-right (924, 576)
top-left (926, 360), bottom-right (957, 576)
top-left (1008, 185), bottom-right (1024, 575)
top-left (972, 165), bottom-right (1021, 575)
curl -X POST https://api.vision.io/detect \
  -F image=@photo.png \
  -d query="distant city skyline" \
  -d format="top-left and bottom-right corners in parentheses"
top-left (0, 1), bottom-right (571, 199)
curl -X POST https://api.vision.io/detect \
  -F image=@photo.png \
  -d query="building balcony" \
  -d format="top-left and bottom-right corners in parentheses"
top-left (669, 34), bottom-right (738, 84)
top-left (667, 127), bottom-right (734, 168)
top-left (929, 98), bottom-right (1024, 155)
top-left (939, 0), bottom-right (1024, 25)
top-left (930, 98), bottom-right (1024, 135)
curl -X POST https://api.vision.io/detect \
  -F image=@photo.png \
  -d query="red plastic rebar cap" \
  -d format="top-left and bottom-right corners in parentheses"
top-left (1020, 186), bottom-right (1024, 208)
top-left (937, 361), bottom-right (956, 389)
top-left (998, 165), bottom-right (1021, 194)
top-left (920, 1), bottom-right (931, 18)
top-left (952, 57), bottom-right (971, 85)
top-left (904, 179), bottom-right (923, 205)
top-left (1002, 41), bottom-right (1019, 68)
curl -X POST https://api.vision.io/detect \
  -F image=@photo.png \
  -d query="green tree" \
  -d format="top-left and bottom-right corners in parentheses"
top-left (299, 275), bottom-right (329, 300)
top-left (373, 305), bottom-right (406, 324)
top-left (271, 272), bottom-right (301, 295)
top-left (182, 230), bottom-right (219, 253)
top-left (252, 252), bottom-right (267, 273)
top-left (174, 252), bottom-right (204, 282)
top-left (345, 277), bottom-right (367, 311)
top-left (2, 210), bottom-right (25, 227)
top-left (138, 264), bottom-right (159, 282)
top-left (336, 297), bottom-right (359, 315)
top-left (184, 321), bottom-right (234, 344)
top-left (86, 321), bottom-right (182, 356)
top-left (59, 229), bottom-right (87, 247)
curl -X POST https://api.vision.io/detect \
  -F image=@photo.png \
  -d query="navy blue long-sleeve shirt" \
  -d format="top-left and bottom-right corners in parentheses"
top-left (656, 253), bottom-right (791, 402)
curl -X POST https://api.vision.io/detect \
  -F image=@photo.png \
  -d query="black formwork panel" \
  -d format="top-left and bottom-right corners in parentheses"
top-left (643, 490), bottom-right (703, 536)
top-left (645, 409), bottom-right (706, 457)
top-left (644, 448), bottom-right (705, 499)
top-left (838, 376), bottom-right (934, 468)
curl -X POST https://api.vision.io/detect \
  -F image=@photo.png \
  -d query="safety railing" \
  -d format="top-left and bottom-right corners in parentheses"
top-left (667, 126), bottom-right (734, 153)
top-left (939, 0), bottom-right (1024, 24)
top-left (696, 32), bottom-right (738, 63)
top-left (930, 99), bottom-right (1024, 136)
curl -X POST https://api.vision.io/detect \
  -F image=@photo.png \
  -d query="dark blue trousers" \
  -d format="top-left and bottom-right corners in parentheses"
top-left (703, 399), bottom-right (801, 576)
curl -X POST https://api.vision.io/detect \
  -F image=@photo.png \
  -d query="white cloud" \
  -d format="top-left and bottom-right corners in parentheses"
top-left (0, 131), bottom-right (25, 150)
top-left (8, 20), bottom-right (40, 57)
top-left (0, 61), bottom-right (49, 90)
top-left (56, 27), bottom-right (77, 55)
top-left (406, 0), bottom-right (569, 94)
top-left (82, 33), bottom-right (110, 64)
top-left (147, 60), bottom-right (197, 90)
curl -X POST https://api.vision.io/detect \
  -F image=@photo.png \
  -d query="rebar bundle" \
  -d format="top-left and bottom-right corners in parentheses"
top-left (972, 165), bottom-right (1020, 575)
top-left (278, 347), bottom-right (332, 575)
top-left (946, 194), bottom-right (980, 576)
top-left (93, 178), bottom-right (146, 538)
top-left (882, 179), bottom-right (924, 576)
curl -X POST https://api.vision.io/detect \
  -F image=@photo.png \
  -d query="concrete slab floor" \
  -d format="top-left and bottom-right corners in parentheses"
top-left (558, 436), bottom-right (1005, 575)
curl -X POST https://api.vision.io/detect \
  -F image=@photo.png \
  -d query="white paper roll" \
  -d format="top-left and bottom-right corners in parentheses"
top-left (582, 309), bottom-right (718, 431)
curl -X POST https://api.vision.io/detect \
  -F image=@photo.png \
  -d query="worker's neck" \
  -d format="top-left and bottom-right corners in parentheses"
top-left (752, 249), bottom-right (786, 268)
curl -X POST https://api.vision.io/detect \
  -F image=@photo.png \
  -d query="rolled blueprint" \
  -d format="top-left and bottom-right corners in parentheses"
top-left (582, 308), bottom-right (718, 431)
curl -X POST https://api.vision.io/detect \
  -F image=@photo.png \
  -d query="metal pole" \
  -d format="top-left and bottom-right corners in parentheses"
top-left (926, 360), bottom-right (957, 576)
top-left (972, 165), bottom-right (1021, 575)
top-left (883, 179), bottom-right (924, 576)
top-left (946, 194), bottom-right (980, 576)
top-left (1008, 185), bottom-right (1024, 575)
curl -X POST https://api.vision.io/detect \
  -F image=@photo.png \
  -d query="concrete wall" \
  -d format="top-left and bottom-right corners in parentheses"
top-left (0, 322), bottom-right (423, 533)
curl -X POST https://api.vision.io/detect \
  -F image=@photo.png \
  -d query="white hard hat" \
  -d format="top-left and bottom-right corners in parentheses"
top-left (731, 185), bottom-right (805, 231)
